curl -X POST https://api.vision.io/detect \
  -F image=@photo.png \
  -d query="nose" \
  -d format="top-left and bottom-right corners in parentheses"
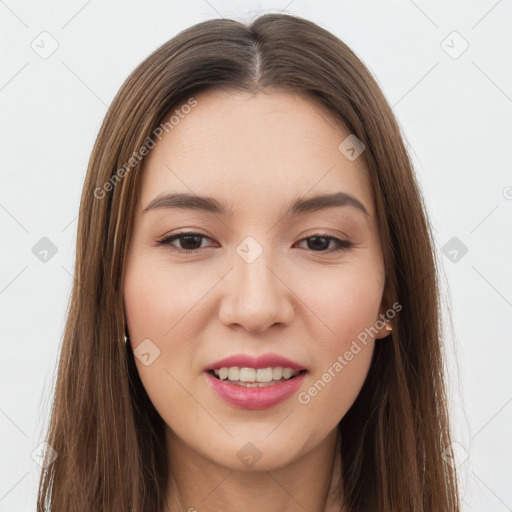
top-left (218, 248), bottom-right (295, 334)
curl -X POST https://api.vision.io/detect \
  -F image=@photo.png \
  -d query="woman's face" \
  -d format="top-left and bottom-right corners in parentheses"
top-left (123, 88), bottom-right (390, 471)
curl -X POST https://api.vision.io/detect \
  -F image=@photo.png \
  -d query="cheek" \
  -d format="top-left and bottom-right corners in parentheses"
top-left (292, 263), bottom-right (382, 418)
top-left (123, 257), bottom-right (204, 342)
top-left (298, 260), bottom-right (384, 348)
top-left (298, 339), bottom-right (375, 429)
top-left (123, 255), bottom-right (215, 395)
top-left (296, 303), bottom-right (377, 426)
top-left (123, 257), bottom-right (205, 421)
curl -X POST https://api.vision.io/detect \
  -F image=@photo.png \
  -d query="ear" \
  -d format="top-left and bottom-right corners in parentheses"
top-left (374, 282), bottom-right (394, 340)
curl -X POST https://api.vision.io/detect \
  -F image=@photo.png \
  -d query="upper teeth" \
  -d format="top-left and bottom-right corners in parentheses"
top-left (213, 367), bottom-right (299, 382)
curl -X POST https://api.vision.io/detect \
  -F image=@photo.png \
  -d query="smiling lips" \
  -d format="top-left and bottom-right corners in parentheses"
top-left (204, 353), bottom-right (308, 409)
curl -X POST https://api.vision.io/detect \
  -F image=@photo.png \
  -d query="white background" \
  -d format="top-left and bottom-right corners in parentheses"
top-left (1, 0), bottom-right (511, 510)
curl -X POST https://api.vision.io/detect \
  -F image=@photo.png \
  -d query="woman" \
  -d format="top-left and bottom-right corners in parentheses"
top-left (37, 13), bottom-right (461, 512)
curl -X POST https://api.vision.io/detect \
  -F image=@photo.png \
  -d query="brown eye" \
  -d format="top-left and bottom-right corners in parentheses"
top-left (295, 234), bottom-right (353, 253)
top-left (156, 232), bottom-right (354, 255)
top-left (156, 233), bottom-right (213, 253)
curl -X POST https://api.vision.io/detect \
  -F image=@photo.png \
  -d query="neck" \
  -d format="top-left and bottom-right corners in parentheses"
top-left (164, 427), bottom-right (344, 512)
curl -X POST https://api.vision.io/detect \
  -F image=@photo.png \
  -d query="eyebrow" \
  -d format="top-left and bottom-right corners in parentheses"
top-left (142, 191), bottom-right (370, 218)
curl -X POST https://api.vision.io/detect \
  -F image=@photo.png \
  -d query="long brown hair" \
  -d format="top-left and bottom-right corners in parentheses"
top-left (37, 13), bottom-right (460, 511)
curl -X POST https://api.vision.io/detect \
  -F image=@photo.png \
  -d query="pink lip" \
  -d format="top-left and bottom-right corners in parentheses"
top-left (205, 353), bottom-right (306, 371)
top-left (205, 370), bottom-right (307, 410)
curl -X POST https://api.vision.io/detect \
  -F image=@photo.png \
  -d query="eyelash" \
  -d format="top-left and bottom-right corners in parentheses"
top-left (155, 232), bottom-right (354, 254)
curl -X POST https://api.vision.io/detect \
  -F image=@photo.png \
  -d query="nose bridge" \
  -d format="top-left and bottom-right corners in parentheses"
top-left (234, 234), bottom-right (281, 307)
top-left (219, 235), bottom-right (293, 332)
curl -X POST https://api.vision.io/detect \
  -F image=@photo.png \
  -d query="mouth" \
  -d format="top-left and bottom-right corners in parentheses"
top-left (207, 367), bottom-right (308, 387)
top-left (205, 367), bottom-right (308, 410)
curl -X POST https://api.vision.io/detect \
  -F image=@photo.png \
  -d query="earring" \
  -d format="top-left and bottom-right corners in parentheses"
top-left (385, 322), bottom-right (393, 332)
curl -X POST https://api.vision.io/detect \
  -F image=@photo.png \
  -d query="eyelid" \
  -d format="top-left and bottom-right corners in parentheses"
top-left (155, 230), bottom-right (355, 254)
top-left (156, 231), bottom-right (216, 250)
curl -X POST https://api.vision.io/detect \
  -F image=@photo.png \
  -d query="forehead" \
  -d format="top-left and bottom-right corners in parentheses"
top-left (139, 89), bottom-right (375, 220)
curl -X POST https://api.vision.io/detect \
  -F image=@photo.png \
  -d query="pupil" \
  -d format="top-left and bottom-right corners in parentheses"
top-left (308, 236), bottom-right (328, 251)
top-left (181, 235), bottom-right (201, 250)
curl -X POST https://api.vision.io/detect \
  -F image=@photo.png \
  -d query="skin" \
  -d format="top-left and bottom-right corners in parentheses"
top-left (123, 88), bottom-right (392, 512)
